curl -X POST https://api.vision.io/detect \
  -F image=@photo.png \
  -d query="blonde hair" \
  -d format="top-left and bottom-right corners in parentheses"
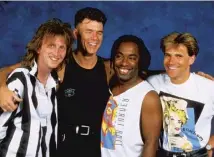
top-left (164, 103), bottom-right (188, 125)
top-left (160, 32), bottom-right (199, 56)
top-left (22, 18), bottom-right (74, 70)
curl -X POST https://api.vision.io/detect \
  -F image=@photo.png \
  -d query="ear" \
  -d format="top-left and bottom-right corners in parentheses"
top-left (189, 55), bottom-right (196, 65)
top-left (73, 28), bottom-right (78, 40)
top-left (37, 48), bottom-right (40, 54)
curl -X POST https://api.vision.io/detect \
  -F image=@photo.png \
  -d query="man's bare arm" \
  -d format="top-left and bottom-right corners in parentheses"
top-left (197, 72), bottom-right (214, 81)
top-left (141, 90), bottom-right (162, 157)
top-left (0, 63), bottom-right (21, 86)
top-left (207, 135), bottom-right (214, 157)
top-left (0, 63), bottom-right (22, 111)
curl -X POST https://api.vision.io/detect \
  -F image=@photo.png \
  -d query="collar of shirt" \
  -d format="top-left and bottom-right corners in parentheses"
top-left (28, 60), bottom-right (58, 91)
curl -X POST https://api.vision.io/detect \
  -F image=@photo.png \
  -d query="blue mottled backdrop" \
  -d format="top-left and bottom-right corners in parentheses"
top-left (0, 1), bottom-right (214, 74)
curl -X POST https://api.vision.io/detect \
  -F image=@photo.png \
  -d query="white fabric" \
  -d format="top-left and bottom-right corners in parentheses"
top-left (101, 81), bottom-right (154, 157)
top-left (148, 73), bottom-right (214, 152)
top-left (0, 62), bottom-right (58, 157)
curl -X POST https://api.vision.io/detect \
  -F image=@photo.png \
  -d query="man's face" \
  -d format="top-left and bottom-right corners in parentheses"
top-left (114, 42), bottom-right (140, 82)
top-left (37, 35), bottom-right (67, 72)
top-left (164, 44), bottom-right (195, 84)
top-left (74, 18), bottom-right (103, 56)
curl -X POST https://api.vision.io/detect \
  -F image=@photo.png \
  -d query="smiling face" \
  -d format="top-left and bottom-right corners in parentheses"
top-left (164, 44), bottom-right (195, 84)
top-left (37, 35), bottom-right (67, 72)
top-left (74, 18), bottom-right (103, 56)
top-left (114, 42), bottom-right (140, 83)
top-left (168, 111), bottom-right (183, 135)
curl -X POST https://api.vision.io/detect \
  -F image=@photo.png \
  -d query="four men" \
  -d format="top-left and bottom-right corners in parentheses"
top-left (0, 7), bottom-right (214, 157)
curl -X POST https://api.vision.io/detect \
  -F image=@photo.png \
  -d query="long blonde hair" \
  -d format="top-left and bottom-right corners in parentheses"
top-left (22, 18), bottom-right (74, 70)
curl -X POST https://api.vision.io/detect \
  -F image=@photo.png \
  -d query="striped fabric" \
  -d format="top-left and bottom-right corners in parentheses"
top-left (0, 62), bottom-right (58, 157)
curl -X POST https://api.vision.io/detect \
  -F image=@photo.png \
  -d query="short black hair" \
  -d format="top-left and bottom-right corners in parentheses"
top-left (110, 35), bottom-right (151, 74)
top-left (75, 7), bottom-right (107, 27)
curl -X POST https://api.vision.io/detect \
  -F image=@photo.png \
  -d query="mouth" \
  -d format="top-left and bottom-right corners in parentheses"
top-left (88, 42), bottom-right (98, 48)
top-left (118, 68), bottom-right (130, 75)
top-left (166, 66), bottom-right (178, 71)
top-left (49, 56), bottom-right (60, 62)
top-left (175, 127), bottom-right (180, 131)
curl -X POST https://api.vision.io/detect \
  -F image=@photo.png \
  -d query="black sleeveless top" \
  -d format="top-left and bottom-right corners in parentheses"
top-left (56, 55), bottom-right (110, 156)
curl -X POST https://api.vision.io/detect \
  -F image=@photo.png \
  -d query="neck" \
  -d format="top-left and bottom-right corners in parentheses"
top-left (37, 62), bottom-right (51, 86)
top-left (112, 76), bottom-right (142, 96)
top-left (73, 50), bottom-right (98, 69)
top-left (170, 72), bottom-right (191, 84)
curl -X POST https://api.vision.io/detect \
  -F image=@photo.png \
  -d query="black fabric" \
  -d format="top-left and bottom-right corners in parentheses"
top-left (41, 127), bottom-right (47, 157)
top-left (56, 55), bottom-right (110, 157)
top-left (158, 148), bottom-right (208, 157)
top-left (35, 126), bottom-right (42, 157)
top-left (50, 88), bottom-right (57, 157)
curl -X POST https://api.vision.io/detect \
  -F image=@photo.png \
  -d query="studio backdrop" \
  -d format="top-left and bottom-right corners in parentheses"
top-left (0, 1), bottom-right (214, 75)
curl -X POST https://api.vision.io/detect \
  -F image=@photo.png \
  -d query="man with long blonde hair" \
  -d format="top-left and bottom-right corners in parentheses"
top-left (0, 18), bottom-right (73, 157)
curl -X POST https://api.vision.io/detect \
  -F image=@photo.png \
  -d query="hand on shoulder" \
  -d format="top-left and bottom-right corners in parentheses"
top-left (0, 85), bottom-right (21, 112)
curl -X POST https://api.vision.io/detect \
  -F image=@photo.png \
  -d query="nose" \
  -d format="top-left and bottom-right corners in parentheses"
top-left (91, 32), bottom-right (98, 40)
top-left (168, 56), bottom-right (176, 64)
top-left (121, 57), bottom-right (129, 66)
top-left (52, 48), bottom-right (61, 57)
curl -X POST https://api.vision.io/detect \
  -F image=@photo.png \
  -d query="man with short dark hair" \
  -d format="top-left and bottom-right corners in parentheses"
top-left (56, 7), bottom-right (110, 157)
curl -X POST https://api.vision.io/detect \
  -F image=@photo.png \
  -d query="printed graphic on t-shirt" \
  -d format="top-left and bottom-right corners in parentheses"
top-left (159, 92), bottom-right (204, 152)
top-left (101, 96), bottom-right (118, 149)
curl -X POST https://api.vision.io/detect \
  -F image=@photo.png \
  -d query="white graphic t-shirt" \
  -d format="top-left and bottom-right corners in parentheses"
top-left (148, 73), bottom-right (214, 152)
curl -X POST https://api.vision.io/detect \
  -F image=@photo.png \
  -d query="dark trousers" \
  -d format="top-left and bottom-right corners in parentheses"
top-left (157, 148), bottom-right (208, 157)
top-left (55, 125), bottom-right (101, 157)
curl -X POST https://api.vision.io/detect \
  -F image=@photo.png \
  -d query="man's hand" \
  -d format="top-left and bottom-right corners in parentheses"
top-left (0, 86), bottom-right (22, 112)
top-left (208, 150), bottom-right (213, 157)
top-left (197, 72), bottom-right (214, 81)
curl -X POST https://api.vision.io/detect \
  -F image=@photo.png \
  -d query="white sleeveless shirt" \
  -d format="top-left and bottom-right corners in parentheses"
top-left (101, 81), bottom-right (155, 157)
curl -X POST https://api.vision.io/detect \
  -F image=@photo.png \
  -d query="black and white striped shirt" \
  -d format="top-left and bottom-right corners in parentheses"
top-left (0, 61), bottom-right (58, 157)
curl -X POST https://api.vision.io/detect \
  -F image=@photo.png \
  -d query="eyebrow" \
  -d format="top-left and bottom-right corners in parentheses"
top-left (85, 28), bottom-right (103, 33)
top-left (116, 51), bottom-right (138, 57)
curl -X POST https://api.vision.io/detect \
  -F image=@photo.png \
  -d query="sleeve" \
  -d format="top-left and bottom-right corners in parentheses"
top-left (211, 82), bottom-right (214, 113)
top-left (147, 74), bottom-right (162, 93)
top-left (0, 70), bottom-right (25, 141)
top-left (6, 70), bottom-right (25, 99)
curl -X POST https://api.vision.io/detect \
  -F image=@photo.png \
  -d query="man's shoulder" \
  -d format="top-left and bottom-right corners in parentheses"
top-left (98, 56), bottom-right (110, 64)
top-left (146, 74), bottom-right (168, 93)
top-left (147, 73), bottom-right (167, 84)
top-left (6, 67), bottom-right (28, 85)
top-left (9, 67), bottom-right (28, 77)
top-left (192, 73), bottom-right (214, 87)
top-left (97, 56), bottom-right (110, 68)
top-left (99, 57), bottom-right (111, 83)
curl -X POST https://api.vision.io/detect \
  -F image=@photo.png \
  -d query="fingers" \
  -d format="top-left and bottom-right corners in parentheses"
top-left (13, 93), bottom-right (23, 103)
top-left (0, 88), bottom-right (20, 112)
top-left (2, 98), bottom-right (17, 112)
top-left (197, 72), bottom-right (214, 81)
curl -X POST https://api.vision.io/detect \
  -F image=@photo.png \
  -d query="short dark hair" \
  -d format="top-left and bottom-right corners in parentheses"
top-left (75, 7), bottom-right (107, 27)
top-left (110, 35), bottom-right (151, 75)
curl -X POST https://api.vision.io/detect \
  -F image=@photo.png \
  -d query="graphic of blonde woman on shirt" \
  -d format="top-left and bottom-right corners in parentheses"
top-left (101, 96), bottom-right (118, 149)
top-left (161, 96), bottom-right (193, 152)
